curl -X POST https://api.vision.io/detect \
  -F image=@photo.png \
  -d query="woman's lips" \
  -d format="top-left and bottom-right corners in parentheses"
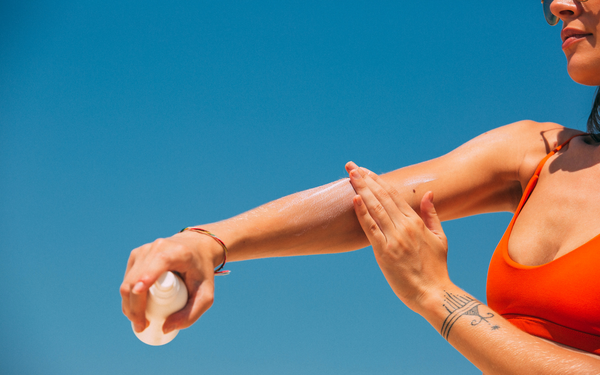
top-left (561, 29), bottom-right (593, 50)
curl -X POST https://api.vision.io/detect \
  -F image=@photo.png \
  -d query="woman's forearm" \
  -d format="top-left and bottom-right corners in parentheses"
top-left (203, 178), bottom-right (369, 261)
top-left (420, 286), bottom-right (600, 375)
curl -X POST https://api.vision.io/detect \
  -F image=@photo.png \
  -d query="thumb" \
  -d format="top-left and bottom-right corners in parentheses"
top-left (420, 191), bottom-right (444, 240)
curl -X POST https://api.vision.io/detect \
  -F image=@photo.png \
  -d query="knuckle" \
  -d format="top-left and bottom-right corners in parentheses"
top-left (119, 283), bottom-right (130, 297)
top-left (389, 243), bottom-right (401, 253)
top-left (368, 222), bottom-right (379, 234)
top-left (129, 243), bottom-right (149, 261)
top-left (139, 242), bottom-right (152, 251)
top-left (203, 291), bottom-right (215, 308)
top-left (388, 188), bottom-right (401, 201)
top-left (414, 218), bottom-right (425, 230)
top-left (206, 296), bottom-right (214, 309)
top-left (137, 242), bottom-right (152, 253)
top-left (407, 216), bottom-right (423, 229)
top-left (373, 203), bottom-right (385, 215)
top-left (404, 228), bottom-right (417, 242)
top-left (152, 240), bottom-right (194, 265)
top-left (373, 185), bottom-right (387, 198)
top-left (153, 238), bottom-right (167, 247)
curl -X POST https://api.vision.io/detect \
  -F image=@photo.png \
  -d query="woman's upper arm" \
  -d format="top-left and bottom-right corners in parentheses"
top-left (381, 120), bottom-right (580, 221)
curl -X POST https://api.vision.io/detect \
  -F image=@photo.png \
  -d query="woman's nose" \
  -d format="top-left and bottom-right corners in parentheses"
top-left (550, 0), bottom-right (583, 23)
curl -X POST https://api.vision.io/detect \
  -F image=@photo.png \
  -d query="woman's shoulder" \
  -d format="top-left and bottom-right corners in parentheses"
top-left (459, 120), bottom-right (581, 167)
top-left (504, 119), bottom-right (583, 148)
top-left (461, 120), bottom-right (584, 198)
top-left (496, 120), bottom-right (585, 187)
top-left (485, 120), bottom-right (581, 148)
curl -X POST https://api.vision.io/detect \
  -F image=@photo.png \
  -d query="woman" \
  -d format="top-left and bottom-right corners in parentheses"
top-left (121, 0), bottom-right (600, 372)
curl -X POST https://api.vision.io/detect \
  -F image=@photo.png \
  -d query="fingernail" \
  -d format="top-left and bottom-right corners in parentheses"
top-left (134, 323), bottom-right (145, 332)
top-left (132, 282), bottom-right (144, 294)
top-left (351, 170), bottom-right (362, 179)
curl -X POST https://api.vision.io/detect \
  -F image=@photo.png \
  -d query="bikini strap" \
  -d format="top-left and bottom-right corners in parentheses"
top-left (515, 133), bottom-right (587, 215)
top-left (532, 133), bottom-right (587, 177)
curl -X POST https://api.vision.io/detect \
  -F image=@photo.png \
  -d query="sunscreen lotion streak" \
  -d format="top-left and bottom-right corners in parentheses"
top-left (133, 271), bottom-right (188, 346)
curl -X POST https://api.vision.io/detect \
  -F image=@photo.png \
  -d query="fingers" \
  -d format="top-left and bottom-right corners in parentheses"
top-left (163, 278), bottom-right (215, 333)
top-left (121, 240), bottom-right (186, 330)
top-left (352, 195), bottom-right (387, 249)
top-left (122, 242), bottom-right (174, 329)
top-left (121, 247), bottom-right (144, 327)
top-left (357, 167), bottom-right (415, 217)
top-left (349, 165), bottom-right (417, 226)
top-left (349, 169), bottom-right (400, 236)
top-left (130, 282), bottom-right (149, 332)
top-left (121, 276), bottom-right (151, 332)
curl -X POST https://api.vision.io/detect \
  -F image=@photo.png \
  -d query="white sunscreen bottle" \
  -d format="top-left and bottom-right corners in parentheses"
top-left (132, 271), bottom-right (188, 346)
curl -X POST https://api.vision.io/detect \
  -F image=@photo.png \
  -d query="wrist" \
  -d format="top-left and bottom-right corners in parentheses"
top-left (417, 284), bottom-right (481, 336)
top-left (201, 221), bottom-right (250, 262)
top-left (175, 229), bottom-right (225, 269)
top-left (414, 282), bottom-right (461, 322)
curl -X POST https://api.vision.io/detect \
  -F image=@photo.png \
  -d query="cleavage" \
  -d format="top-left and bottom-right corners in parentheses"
top-left (508, 161), bottom-right (600, 267)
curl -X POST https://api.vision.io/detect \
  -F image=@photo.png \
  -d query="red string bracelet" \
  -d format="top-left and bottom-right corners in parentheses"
top-left (180, 227), bottom-right (230, 275)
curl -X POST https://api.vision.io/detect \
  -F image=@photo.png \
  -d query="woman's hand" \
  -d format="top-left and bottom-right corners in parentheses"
top-left (120, 230), bottom-right (224, 334)
top-left (347, 163), bottom-right (452, 314)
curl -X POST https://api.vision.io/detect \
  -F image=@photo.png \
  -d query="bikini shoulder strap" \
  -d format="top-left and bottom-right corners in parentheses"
top-left (514, 133), bottom-right (587, 215)
top-left (532, 133), bottom-right (587, 177)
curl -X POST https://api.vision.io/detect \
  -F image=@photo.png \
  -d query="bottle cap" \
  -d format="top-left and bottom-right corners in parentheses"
top-left (150, 271), bottom-right (179, 300)
top-left (155, 271), bottom-right (176, 292)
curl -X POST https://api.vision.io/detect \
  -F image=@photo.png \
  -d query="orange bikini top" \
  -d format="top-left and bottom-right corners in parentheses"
top-left (487, 134), bottom-right (600, 355)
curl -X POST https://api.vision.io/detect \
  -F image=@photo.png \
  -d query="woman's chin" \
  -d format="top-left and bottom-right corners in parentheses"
top-left (567, 59), bottom-right (600, 86)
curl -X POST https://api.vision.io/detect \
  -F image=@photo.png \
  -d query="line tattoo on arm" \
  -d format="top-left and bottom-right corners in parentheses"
top-left (440, 291), bottom-right (498, 340)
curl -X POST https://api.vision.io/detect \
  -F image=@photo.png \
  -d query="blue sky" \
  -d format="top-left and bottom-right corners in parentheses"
top-left (1, 1), bottom-right (595, 374)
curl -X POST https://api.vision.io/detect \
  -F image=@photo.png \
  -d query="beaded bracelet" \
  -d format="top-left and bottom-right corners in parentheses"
top-left (180, 227), bottom-right (230, 275)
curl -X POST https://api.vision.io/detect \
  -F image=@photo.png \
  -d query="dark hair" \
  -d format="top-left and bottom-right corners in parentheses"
top-left (588, 87), bottom-right (600, 141)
